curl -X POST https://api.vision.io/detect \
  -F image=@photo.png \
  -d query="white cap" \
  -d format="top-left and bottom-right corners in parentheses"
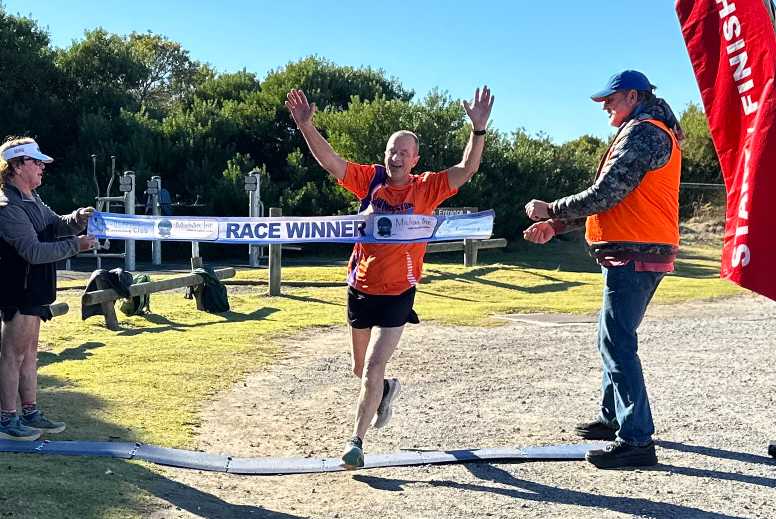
top-left (1, 140), bottom-right (54, 163)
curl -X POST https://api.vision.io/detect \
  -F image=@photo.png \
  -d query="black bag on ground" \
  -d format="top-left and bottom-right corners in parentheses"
top-left (185, 267), bottom-right (230, 313)
top-left (82, 268), bottom-right (134, 320)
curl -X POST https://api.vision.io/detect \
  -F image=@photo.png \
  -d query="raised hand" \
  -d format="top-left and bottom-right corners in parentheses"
top-left (463, 85), bottom-right (495, 131)
top-left (286, 89), bottom-right (317, 127)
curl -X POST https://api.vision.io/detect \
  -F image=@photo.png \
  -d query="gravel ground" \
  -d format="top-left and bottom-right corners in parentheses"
top-left (148, 294), bottom-right (776, 519)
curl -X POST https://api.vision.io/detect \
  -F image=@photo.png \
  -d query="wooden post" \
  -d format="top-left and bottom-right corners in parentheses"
top-left (193, 285), bottom-right (205, 310)
top-left (191, 241), bottom-right (205, 311)
top-left (94, 276), bottom-right (119, 331)
top-left (463, 238), bottom-right (478, 267)
top-left (191, 241), bottom-right (203, 269)
top-left (268, 207), bottom-right (282, 296)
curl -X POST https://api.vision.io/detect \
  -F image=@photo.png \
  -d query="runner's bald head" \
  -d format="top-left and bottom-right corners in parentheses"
top-left (386, 131), bottom-right (419, 157)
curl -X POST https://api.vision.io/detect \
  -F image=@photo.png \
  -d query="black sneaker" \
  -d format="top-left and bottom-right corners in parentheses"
top-left (585, 440), bottom-right (658, 469)
top-left (574, 417), bottom-right (618, 441)
top-left (768, 441), bottom-right (775, 459)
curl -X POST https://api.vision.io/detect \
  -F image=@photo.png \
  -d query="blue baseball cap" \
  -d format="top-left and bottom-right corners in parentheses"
top-left (591, 70), bottom-right (656, 102)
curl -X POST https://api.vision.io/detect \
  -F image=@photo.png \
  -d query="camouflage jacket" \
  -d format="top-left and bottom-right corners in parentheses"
top-left (547, 98), bottom-right (681, 262)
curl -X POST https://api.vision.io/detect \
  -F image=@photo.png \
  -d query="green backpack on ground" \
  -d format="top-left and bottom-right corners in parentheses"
top-left (119, 273), bottom-right (151, 316)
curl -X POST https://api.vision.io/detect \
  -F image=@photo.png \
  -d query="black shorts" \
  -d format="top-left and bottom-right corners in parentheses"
top-left (347, 286), bottom-right (420, 329)
top-left (0, 306), bottom-right (53, 323)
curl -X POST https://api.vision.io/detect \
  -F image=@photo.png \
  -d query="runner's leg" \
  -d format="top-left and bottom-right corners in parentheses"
top-left (350, 326), bottom-right (371, 378)
top-left (352, 325), bottom-right (404, 441)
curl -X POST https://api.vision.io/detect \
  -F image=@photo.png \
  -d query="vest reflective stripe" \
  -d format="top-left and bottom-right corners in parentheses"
top-left (585, 118), bottom-right (681, 247)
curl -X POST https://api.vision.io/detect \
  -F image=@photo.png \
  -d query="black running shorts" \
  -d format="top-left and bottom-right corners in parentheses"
top-left (346, 286), bottom-right (420, 329)
top-left (0, 306), bottom-right (53, 322)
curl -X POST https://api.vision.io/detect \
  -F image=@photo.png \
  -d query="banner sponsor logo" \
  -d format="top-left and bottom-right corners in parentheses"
top-left (372, 215), bottom-right (437, 241)
top-left (435, 212), bottom-right (494, 239)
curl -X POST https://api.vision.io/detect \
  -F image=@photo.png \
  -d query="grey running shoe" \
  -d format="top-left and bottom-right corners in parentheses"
top-left (341, 437), bottom-right (364, 469)
top-left (371, 378), bottom-right (401, 429)
top-left (21, 411), bottom-right (66, 434)
top-left (0, 416), bottom-right (42, 441)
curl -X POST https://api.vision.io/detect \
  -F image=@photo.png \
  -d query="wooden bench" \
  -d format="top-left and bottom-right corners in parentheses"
top-left (81, 267), bottom-right (236, 330)
top-left (428, 207), bottom-right (507, 266)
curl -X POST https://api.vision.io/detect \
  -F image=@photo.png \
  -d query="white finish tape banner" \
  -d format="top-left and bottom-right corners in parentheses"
top-left (88, 210), bottom-right (495, 244)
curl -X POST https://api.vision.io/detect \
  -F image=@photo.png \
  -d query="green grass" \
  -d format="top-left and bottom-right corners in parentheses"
top-left (2, 241), bottom-right (742, 518)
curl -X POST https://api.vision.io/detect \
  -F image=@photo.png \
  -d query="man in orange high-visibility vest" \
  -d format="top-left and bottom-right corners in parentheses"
top-left (524, 70), bottom-right (684, 469)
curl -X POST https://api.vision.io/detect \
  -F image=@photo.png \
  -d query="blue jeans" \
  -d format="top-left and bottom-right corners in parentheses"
top-left (597, 262), bottom-right (664, 446)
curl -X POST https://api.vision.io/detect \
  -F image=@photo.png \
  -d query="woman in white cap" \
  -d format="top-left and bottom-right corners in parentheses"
top-left (0, 136), bottom-right (96, 441)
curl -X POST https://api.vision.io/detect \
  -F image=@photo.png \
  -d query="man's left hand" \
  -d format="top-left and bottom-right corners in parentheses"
top-left (523, 221), bottom-right (555, 244)
top-left (463, 85), bottom-right (494, 131)
top-left (76, 206), bottom-right (95, 225)
top-left (525, 199), bottom-right (550, 221)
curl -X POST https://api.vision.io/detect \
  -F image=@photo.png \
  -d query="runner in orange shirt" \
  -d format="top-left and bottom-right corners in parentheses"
top-left (286, 86), bottom-right (494, 468)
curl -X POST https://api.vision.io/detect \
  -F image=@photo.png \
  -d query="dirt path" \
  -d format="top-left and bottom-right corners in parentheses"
top-left (149, 295), bottom-right (776, 519)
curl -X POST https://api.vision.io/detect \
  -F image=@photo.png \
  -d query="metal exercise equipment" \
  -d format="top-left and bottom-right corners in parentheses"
top-left (66, 155), bottom-right (136, 271)
top-left (245, 168), bottom-right (265, 267)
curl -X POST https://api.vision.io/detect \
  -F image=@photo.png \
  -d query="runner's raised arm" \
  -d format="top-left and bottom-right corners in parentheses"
top-left (447, 86), bottom-right (494, 189)
top-left (286, 89), bottom-right (347, 180)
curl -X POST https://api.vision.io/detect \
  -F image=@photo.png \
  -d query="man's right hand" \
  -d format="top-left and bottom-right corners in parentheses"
top-left (525, 199), bottom-right (550, 221)
top-left (523, 222), bottom-right (555, 244)
top-left (77, 235), bottom-right (98, 252)
top-left (286, 89), bottom-right (316, 127)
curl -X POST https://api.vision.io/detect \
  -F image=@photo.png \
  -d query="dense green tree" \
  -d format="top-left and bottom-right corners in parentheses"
top-left (193, 69), bottom-right (261, 104)
top-left (0, 8), bottom-right (66, 148)
top-left (260, 56), bottom-right (413, 110)
top-left (679, 102), bottom-right (721, 183)
top-left (678, 102), bottom-right (725, 216)
top-left (128, 32), bottom-right (202, 114)
top-left (56, 29), bottom-right (146, 116)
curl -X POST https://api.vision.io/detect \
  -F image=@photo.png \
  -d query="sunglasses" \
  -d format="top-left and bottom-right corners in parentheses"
top-left (21, 157), bottom-right (45, 167)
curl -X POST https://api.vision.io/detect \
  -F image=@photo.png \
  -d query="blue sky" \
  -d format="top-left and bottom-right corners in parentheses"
top-left (4, 0), bottom-right (701, 143)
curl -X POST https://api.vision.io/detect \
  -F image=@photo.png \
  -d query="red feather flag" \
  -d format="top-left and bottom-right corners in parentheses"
top-left (676, 0), bottom-right (776, 301)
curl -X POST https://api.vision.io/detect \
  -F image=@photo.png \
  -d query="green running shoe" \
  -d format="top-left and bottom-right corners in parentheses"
top-left (0, 416), bottom-right (42, 441)
top-left (21, 411), bottom-right (66, 434)
top-left (341, 437), bottom-right (364, 469)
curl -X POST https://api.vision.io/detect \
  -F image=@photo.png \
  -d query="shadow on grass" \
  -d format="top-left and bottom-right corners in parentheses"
top-left (673, 261), bottom-right (724, 279)
top-left (276, 293), bottom-right (344, 306)
top-left (423, 265), bottom-right (590, 295)
top-left (0, 375), bottom-right (302, 518)
top-left (38, 341), bottom-right (106, 368)
top-left (354, 462), bottom-right (745, 518)
top-left (427, 241), bottom-right (725, 282)
top-left (227, 279), bottom-right (346, 288)
top-left (115, 307), bottom-right (281, 336)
